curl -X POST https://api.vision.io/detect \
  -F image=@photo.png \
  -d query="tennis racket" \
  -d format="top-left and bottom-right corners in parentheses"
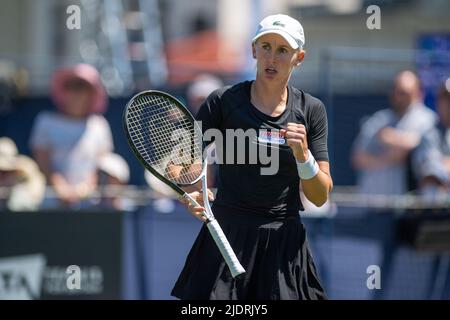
top-left (123, 90), bottom-right (245, 278)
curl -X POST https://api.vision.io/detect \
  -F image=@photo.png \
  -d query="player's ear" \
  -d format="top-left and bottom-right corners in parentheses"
top-left (296, 49), bottom-right (305, 66)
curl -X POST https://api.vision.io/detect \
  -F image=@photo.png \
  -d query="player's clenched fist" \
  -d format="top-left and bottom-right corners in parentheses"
top-left (281, 123), bottom-right (309, 162)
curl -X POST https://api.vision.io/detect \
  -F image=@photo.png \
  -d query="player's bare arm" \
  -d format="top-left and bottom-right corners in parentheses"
top-left (282, 122), bottom-right (333, 207)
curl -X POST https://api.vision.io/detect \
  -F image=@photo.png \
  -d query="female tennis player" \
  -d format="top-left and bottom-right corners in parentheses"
top-left (172, 14), bottom-right (333, 300)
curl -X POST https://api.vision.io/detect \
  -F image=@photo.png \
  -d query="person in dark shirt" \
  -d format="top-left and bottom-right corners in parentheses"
top-left (412, 80), bottom-right (450, 199)
top-left (172, 14), bottom-right (333, 300)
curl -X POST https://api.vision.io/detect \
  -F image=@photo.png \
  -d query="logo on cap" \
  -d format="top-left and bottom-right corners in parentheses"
top-left (272, 21), bottom-right (286, 27)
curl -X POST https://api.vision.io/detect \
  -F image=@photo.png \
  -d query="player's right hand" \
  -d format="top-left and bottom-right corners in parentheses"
top-left (180, 189), bottom-right (214, 222)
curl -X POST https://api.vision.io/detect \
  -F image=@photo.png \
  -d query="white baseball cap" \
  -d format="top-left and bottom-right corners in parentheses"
top-left (252, 14), bottom-right (305, 49)
top-left (187, 74), bottom-right (223, 101)
top-left (98, 153), bottom-right (130, 183)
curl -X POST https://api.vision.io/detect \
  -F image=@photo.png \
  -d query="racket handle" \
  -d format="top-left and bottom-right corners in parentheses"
top-left (182, 193), bottom-right (245, 278)
top-left (206, 219), bottom-right (246, 278)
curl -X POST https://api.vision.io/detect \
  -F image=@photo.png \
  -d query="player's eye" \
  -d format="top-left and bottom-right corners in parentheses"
top-left (261, 43), bottom-right (271, 50)
top-left (279, 47), bottom-right (288, 54)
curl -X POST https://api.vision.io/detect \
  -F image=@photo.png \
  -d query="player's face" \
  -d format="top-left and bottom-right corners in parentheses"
top-left (252, 33), bottom-right (304, 83)
top-left (63, 83), bottom-right (95, 118)
top-left (390, 73), bottom-right (421, 115)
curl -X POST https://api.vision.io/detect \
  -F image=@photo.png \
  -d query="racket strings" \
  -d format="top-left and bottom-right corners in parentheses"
top-left (127, 94), bottom-right (203, 185)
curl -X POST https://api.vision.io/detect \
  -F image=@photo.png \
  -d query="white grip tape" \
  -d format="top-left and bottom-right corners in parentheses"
top-left (206, 219), bottom-right (246, 278)
top-left (183, 193), bottom-right (245, 278)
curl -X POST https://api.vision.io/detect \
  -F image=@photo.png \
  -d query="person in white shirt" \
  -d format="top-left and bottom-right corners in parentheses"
top-left (352, 70), bottom-right (437, 195)
top-left (30, 64), bottom-right (113, 208)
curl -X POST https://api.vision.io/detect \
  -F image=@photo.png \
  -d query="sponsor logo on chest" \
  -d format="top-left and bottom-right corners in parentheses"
top-left (257, 130), bottom-right (285, 145)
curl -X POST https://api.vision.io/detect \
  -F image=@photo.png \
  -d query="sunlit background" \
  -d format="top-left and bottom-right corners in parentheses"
top-left (1, 0), bottom-right (450, 300)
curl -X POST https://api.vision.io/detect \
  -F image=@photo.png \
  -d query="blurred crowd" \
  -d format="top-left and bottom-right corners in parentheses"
top-left (1, 63), bottom-right (132, 211)
top-left (0, 62), bottom-right (449, 212)
top-left (0, 63), bottom-right (224, 212)
top-left (351, 70), bottom-right (450, 203)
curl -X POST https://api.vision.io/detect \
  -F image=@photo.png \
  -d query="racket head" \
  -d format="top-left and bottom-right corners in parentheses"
top-left (123, 90), bottom-right (205, 190)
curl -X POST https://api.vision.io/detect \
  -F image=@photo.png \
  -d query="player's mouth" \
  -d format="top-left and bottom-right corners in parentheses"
top-left (264, 68), bottom-right (278, 78)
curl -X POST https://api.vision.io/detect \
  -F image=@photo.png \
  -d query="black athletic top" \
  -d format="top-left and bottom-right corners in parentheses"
top-left (196, 80), bottom-right (329, 217)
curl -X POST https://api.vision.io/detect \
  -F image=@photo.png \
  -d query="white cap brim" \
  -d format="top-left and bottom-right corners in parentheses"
top-left (145, 170), bottom-right (177, 198)
top-left (252, 29), bottom-right (300, 49)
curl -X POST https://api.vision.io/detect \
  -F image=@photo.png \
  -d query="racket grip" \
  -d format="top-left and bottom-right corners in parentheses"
top-left (206, 219), bottom-right (246, 278)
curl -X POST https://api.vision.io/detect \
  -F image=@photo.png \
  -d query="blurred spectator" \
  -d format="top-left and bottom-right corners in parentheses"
top-left (0, 137), bottom-right (45, 211)
top-left (145, 169), bottom-right (177, 198)
top-left (186, 73), bottom-right (223, 115)
top-left (351, 70), bottom-right (437, 195)
top-left (145, 170), bottom-right (177, 213)
top-left (412, 80), bottom-right (450, 201)
top-left (96, 152), bottom-right (130, 210)
top-left (186, 74), bottom-right (223, 188)
top-left (0, 60), bottom-right (18, 116)
top-left (30, 64), bottom-right (113, 208)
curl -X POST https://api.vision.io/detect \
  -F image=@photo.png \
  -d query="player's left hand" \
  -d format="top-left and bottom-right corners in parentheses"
top-left (281, 123), bottom-right (309, 162)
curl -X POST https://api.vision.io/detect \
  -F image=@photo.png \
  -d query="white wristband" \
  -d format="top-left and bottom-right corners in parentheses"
top-left (296, 150), bottom-right (320, 180)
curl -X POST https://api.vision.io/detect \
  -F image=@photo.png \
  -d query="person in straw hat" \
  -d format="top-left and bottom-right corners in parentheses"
top-left (30, 64), bottom-right (113, 208)
top-left (0, 137), bottom-right (45, 211)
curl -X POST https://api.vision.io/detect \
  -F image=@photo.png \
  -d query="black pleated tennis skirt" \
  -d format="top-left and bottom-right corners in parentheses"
top-left (171, 205), bottom-right (327, 300)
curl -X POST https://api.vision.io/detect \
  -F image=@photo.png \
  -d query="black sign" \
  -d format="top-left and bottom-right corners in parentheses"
top-left (0, 210), bottom-right (123, 299)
